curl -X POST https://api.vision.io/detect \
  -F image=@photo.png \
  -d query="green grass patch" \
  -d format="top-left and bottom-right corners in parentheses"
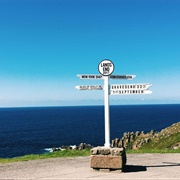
top-left (140, 133), bottom-right (180, 150)
top-left (0, 149), bottom-right (90, 164)
top-left (126, 132), bottom-right (180, 153)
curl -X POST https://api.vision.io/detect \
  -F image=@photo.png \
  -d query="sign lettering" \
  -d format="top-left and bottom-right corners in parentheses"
top-left (76, 85), bottom-right (103, 90)
top-left (110, 83), bottom-right (152, 90)
top-left (110, 89), bottom-right (152, 95)
top-left (77, 74), bottom-right (103, 79)
top-left (110, 75), bottom-right (136, 80)
top-left (98, 60), bottom-right (114, 76)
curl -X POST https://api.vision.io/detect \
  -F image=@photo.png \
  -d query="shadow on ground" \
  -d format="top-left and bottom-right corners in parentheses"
top-left (124, 162), bottom-right (180, 173)
top-left (147, 162), bottom-right (180, 168)
top-left (124, 165), bottom-right (147, 173)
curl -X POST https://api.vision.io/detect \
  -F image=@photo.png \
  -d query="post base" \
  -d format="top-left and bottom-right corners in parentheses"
top-left (90, 146), bottom-right (126, 171)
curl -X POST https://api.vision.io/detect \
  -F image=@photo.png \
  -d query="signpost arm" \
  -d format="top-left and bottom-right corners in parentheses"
top-left (104, 76), bottom-right (111, 147)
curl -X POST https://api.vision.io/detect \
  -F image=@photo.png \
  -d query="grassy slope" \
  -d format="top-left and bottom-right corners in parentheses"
top-left (127, 122), bottom-right (180, 153)
top-left (140, 133), bottom-right (180, 150)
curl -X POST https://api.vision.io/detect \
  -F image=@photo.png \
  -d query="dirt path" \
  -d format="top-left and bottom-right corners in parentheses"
top-left (0, 154), bottom-right (180, 179)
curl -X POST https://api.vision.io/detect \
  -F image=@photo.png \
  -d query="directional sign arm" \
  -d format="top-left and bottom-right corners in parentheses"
top-left (110, 83), bottom-right (152, 90)
top-left (110, 83), bottom-right (152, 95)
top-left (110, 75), bottom-right (136, 80)
top-left (75, 85), bottom-right (103, 90)
top-left (110, 89), bottom-right (152, 95)
top-left (77, 74), bottom-right (103, 79)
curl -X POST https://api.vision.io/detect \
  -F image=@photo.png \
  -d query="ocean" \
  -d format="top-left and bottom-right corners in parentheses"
top-left (0, 104), bottom-right (180, 158)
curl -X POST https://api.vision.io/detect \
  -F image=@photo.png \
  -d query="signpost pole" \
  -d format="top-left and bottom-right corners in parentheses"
top-left (104, 76), bottom-right (110, 147)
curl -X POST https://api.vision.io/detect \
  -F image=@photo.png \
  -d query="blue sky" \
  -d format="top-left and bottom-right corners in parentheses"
top-left (0, 0), bottom-right (180, 107)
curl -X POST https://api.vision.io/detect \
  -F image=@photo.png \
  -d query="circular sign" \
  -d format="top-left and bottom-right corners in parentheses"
top-left (98, 59), bottom-right (114, 76)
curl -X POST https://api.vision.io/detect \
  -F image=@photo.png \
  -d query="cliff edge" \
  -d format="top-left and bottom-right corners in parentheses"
top-left (112, 121), bottom-right (180, 150)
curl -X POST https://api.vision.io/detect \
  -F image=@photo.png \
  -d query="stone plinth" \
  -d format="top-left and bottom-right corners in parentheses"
top-left (90, 147), bottom-right (126, 171)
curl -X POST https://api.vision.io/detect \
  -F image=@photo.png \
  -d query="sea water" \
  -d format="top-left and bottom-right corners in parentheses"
top-left (0, 104), bottom-right (180, 158)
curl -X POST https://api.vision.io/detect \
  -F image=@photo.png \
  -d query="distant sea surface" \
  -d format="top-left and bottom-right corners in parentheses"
top-left (0, 104), bottom-right (180, 158)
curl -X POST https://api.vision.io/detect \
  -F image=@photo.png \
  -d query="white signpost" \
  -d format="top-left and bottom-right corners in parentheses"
top-left (76, 59), bottom-right (152, 148)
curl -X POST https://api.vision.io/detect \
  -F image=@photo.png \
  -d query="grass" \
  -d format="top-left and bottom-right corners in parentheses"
top-left (0, 149), bottom-right (90, 164)
top-left (139, 133), bottom-right (180, 150)
top-left (125, 132), bottom-right (180, 153)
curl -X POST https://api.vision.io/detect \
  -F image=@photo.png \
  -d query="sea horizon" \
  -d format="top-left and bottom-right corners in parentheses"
top-left (0, 102), bottom-right (180, 109)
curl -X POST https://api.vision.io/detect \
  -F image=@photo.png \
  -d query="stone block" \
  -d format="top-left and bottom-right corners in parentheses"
top-left (90, 155), bottom-right (124, 170)
top-left (90, 146), bottom-right (126, 171)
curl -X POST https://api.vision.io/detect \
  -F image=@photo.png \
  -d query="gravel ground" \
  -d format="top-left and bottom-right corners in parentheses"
top-left (0, 153), bottom-right (180, 179)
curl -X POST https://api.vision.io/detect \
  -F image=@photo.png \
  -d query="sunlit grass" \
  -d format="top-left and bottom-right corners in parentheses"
top-left (0, 149), bottom-right (90, 164)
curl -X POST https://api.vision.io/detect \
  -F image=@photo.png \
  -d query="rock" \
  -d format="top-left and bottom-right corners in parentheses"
top-left (99, 148), bottom-right (110, 155)
top-left (90, 147), bottom-right (111, 155)
top-left (61, 145), bottom-right (68, 150)
top-left (52, 147), bottom-right (61, 152)
top-left (85, 143), bottom-right (93, 149)
top-left (135, 131), bottom-right (140, 136)
top-left (91, 147), bottom-right (100, 155)
top-left (110, 148), bottom-right (124, 156)
top-left (145, 138), bottom-right (150, 143)
top-left (171, 142), bottom-right (180, 150)
top-left (115, 138), bottom-right (120, 144)
top-left (70, 145), bottom-right (77, 150)
top-left (112, 140), bottom-right (115, 147)
top-left (118, 140), bottom-right (124, 148)
top-left (67, 146), bottom-right (72, 150)
top-left (53, 143), bottom-right (94, 151)
top-left (78, 143), bottom-right (93, 150)
top-left (78, 143), bottom-right (84, 150)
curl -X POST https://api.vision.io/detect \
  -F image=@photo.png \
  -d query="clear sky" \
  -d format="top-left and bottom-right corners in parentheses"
top-left (0, 0), bottom-right (180, 107)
